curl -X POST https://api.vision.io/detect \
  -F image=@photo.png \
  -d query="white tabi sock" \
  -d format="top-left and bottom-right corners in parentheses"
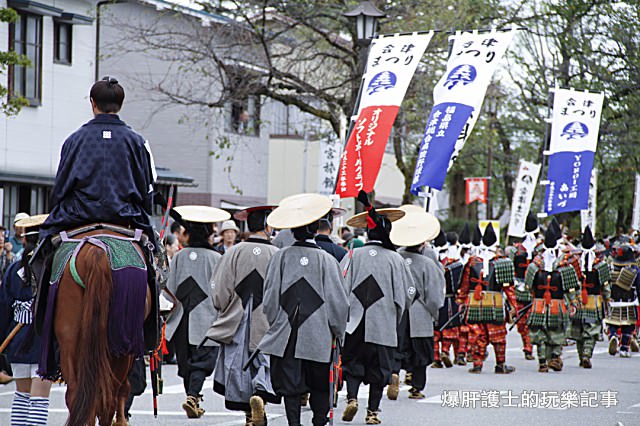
top-left (26, 396), bottom-right (50, 425)
top-left (11, 391), bottom-right (30, 426)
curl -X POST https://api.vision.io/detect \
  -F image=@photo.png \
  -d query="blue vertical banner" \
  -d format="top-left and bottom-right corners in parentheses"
top-left (411, 29), bottom-right (515, 194)
top-left (544, 89), bottom-right (604, 215)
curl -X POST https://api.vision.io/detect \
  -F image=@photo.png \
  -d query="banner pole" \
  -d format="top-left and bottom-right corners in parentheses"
top-left (537, 86), bottom-right (554, 215)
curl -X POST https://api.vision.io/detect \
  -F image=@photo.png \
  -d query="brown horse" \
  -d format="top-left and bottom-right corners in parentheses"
top-left (53, 228), bottom-right (152, 425)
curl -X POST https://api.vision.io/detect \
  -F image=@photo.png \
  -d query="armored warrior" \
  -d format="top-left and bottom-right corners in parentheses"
top-left (258, 194), bottom-right (349, 426)
top-left (433, 231), bottom-right (465, 368)
top-left (341, 191), bottom-right (412, 424)
top-left (206, 205), bottom-right (280, 426)
top-left (568, 226), bottom-right (611, 368)
top-left (605, 243), bottom-right (640, 357)
top-left (505, 212), bottom-right (539, 360)
top-left (165, 206), bottom-right (228, 418)
top-left (457, 224), bottom-right (517, 374)
top-left (525, 225), bottom-right (580, 372)
top-left (390, 206), bottom-right (444, 399)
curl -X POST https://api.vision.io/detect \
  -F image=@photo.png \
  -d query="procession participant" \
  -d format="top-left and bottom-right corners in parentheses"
top-left (257, 193), bottom-right (349, 426)
top-left (458, 223), bottom-right (472, 265)
top-left (438, 231), bottom-right (466, 368)
top-left (340, 191), bottom-right (411, 424)
top-left (456, 224), bottom-right (472, 364)
top-left (569, 226), bottom-right (611, 368)
top-left (461, 225), bottom-right (484, 365)
top-left (457, 224), bottom-right (517, 374)
top-left (315, 208), bottom-right (348, 262)
top-left (390, 207), bottom-right (444, 399)
top-left (165, 205), bottom-right (229, 418)
top-left (605, 243), bottom-right (640, 357)
top-left (505, 212), bottom-right (539, 360)
top-left (207, 205), bottom-right (280, 426)
top-left (33, 77), bottom-right (159, 351)
top-left (0, 214), bottom-right (52, 426)
top-left (216, 220), bottom-right (240, 254)
top-left (525, 224), bottom-right (580, 372)
top-left (38, 77), bottom-right (157, 247)
top-left (431, 230), bottom-right (449, 369)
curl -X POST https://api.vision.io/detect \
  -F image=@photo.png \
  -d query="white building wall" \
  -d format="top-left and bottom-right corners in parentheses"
top-left (0, 0), bottom-right (96, 176)
top-left (100, 1), bottom-right (270, 207)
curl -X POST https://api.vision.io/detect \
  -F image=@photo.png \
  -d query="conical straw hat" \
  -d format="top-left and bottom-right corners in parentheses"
top-left (267, 193), bottom-right (333, 229)
top-left (346, 208), bottom-right (405, 228)
top-left (15, 214), bottom-right (48, 229)
top-left (390, 206), bottom-right (441, 247)
top-left (173, 205), bottom-right (230, 223)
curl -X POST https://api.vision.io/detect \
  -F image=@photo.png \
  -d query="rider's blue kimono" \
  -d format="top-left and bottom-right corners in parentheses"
top-left (40, 113), bottom-right (157, 246)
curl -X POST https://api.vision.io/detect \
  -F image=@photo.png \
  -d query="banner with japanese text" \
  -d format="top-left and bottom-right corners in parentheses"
top-left (544, 89), bottom-right (604, 215)
top-left (632, 174), bottom-right (640, 231)
top-left (317, 135), bottom-right (342, 196)
top-left (411, 29), bottom-right (514, 193)
top-left (465, 177), bottom-right (488, 204)
top-left (336, 32), bottom-right (434, 198)
top-left (580, 168), bottom-right (598, 233)
top-left (507, 160), bottom-right (541, 237)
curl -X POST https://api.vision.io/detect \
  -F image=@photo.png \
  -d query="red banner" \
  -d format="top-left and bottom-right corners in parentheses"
top-left (466, 178), bottom-right (488, 204)
top-left (336, 105), bottom-right (399, 198)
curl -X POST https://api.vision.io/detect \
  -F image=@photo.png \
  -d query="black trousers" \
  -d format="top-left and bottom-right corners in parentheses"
top-left (125, 357), bottom-right (147, 417)
top-left (406, 337), bottom-right (433, 391)
top-left (172, 315), bottom-right (218, 397)
top-left (271, 327), bottom-right (330, 426)
top-left (342, 321), bottom-right (393, 411)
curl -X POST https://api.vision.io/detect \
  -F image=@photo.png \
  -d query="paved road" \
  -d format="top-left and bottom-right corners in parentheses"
top-left (1, 329), bottom-right (639, 425)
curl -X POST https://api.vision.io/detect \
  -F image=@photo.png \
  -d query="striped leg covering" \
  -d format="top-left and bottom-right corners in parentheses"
top-left (11, 391), bottom-right (30, 426)
top-left (26, 396), bottom-right (49, 425)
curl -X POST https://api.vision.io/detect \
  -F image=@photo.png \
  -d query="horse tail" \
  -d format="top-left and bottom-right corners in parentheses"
top-left (66, 245), bottom-right (116, 426)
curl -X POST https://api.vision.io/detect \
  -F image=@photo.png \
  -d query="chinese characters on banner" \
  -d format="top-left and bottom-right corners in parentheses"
top-left (580, 168), bottom-right (598, 233)
top-left (465, 177), bottom-right (488, 204)
top-left (411, 29), bottom-right (514, 194)
top-left (507, 160), bottom-right (541, 237)
top-left (336, 32), bottom-right (434, 198)
top-left (632, 174), bottom-right (640, 231)
top-left (317, 135), bottom-right (342, 196)
top-left (544, 89), bottom-right (604, 215)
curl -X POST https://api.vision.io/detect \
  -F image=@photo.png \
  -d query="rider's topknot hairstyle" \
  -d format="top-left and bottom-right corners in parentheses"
top-left (90, 76), bottom-right (125, 113)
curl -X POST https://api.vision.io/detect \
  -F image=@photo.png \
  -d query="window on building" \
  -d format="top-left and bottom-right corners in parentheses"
top-left (53, 21), bottom-right (72, 64)
top-left (9, 11), bottom-right (43, 105)
top-left (227, 96), bottom-right (261, 136)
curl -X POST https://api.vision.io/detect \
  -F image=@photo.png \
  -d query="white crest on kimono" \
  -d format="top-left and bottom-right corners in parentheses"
top-left (300, 257), bottom-right (309, 266)
top-left (405, 258), bottom-right (413, 266)
top-left (253, 247), bottom-right (262, 256)
top-left (408, 286), bottom-right (416, 295)
top-left (189, 251), bottom-right (198, 261)
top-left (369, 249), bottom-right (378, 257)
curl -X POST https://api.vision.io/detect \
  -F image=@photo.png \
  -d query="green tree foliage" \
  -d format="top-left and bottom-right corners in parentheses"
top-left (0, 7), bottom-right (30, 115)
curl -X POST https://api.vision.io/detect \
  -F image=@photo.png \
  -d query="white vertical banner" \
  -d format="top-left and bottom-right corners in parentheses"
top-left (507, 160), bottom-right (541, 237)
top-left (580, 168), bottom-right (598, 233)
top-left (318, 135), bottom-right (342, 196)
top-left (632, 174), bottom-right (640, 230)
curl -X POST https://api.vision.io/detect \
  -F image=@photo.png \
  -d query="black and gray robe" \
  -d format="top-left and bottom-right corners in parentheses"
top-left (340, 242), bottom-right (414, 385)
top-left (258, 241), bottom-right (349, 395)
top-left (207, 237), bottom-right (280, 410)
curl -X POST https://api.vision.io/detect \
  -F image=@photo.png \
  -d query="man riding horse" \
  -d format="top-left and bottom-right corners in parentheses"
top-left (34, 77), bottom-right (160, 425)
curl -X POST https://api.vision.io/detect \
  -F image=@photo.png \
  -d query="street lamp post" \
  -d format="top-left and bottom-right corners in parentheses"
top-left (343, 0), bottom-right (386, 45)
